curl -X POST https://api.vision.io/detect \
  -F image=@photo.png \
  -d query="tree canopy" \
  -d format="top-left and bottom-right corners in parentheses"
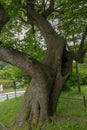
top-left (0, 0), bottom-right (87, 60)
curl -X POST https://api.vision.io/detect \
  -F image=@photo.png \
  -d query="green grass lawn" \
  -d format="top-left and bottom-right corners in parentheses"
top-left (0, 86), bottom-right (87, 130)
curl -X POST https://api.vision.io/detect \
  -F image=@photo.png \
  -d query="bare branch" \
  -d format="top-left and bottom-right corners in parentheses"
top-left (0, 48), bottom-right (42, 77)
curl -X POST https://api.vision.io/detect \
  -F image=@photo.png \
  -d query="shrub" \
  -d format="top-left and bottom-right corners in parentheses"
top-left (63, 69), bottom-right (87, 90)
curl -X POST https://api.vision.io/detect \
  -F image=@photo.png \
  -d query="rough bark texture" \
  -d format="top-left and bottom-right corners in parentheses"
top-left (0, 2), bottom-right (86, 129)
top-left (15, 34), bottom-right (73, 127)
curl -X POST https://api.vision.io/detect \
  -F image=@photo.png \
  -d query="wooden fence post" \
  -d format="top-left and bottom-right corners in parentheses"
top-left (6, 94), bottom-right (8, 100)
top-left (13, 81), bottom-right (16, 98)
top-left (83, 96), bottom-right (86, 107)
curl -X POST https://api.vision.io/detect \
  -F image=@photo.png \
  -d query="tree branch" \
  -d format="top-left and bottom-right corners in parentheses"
top-left (25, 3), bottom-right (58, 43)
top-left (42, 0), bottom-right (54, 18)
top-left (0, 48), bottom-right (43, 77)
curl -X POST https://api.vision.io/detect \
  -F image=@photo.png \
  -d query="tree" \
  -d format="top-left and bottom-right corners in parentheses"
top-left (0, 0), bottom-right (87, 128)
top-left (0, 64), bottom-right (28, 82)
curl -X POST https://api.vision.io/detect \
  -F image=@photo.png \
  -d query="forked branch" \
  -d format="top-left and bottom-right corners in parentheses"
top-left (0, 48), bottom-right (43, 77)
top-left (42, 0), bottom-right (54, 18)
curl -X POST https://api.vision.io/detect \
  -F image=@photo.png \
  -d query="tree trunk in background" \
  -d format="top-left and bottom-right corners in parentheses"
top-left (76, 62), bottom-right (81, 93)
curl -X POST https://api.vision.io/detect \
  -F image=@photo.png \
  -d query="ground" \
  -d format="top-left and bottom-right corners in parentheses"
top-left (0, 86), bottom-right (87, 130)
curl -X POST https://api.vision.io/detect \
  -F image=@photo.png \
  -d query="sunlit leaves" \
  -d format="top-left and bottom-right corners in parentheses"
top-left (0, 0), bottom-right (87, 59)
top-left (21, 30), bottom-right (45, 60)
top-left (58, 0), bottom-right (87, 36)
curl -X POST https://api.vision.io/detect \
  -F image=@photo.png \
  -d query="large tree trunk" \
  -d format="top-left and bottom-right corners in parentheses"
top-left (15, 36), bottom-right (72, 127)
top-left (16, 65), bottom-right (54, 127)
top-left (16, 63), bottom-right (72, 128)
top-left (0, 43), bottom-right (72, 128)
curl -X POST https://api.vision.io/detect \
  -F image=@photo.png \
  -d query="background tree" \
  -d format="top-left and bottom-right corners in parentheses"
top-left (0, 0), bottom-right (87, 128)
top-left (0, 64), bottom-right (29, 82)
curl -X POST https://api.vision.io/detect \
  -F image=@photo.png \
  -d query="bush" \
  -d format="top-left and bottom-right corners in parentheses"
top-left (63, 71), bottom-right (77, 90)
top-left (63, 69), bottom-right (87, 90)
top-left (79, 70), bottom-right (87, 85)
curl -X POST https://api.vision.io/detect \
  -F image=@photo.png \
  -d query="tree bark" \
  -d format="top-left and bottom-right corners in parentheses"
top-left (15, 49), bottom-right (72, 127)
top-left (76, 62), bottom-right (81, 93)
top-left (16, 64), bottom-right (55, 127)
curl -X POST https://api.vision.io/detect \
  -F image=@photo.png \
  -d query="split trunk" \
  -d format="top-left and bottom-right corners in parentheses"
top-left (15, 34), bottom-right (72, 127)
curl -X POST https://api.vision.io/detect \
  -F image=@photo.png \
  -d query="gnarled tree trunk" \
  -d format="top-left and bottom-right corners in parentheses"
top-left (15, 35), bottom-right (72, 127)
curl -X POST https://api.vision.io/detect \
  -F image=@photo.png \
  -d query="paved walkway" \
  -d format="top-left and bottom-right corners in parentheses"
top-left (0, 90), bottom-right (25, 102)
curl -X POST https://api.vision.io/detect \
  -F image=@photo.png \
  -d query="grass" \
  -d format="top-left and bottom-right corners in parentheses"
top-left (61, 85), bottom-right (87, 97)
top-left (0, 86), bottom-right (87, 130)
top-left (0, 96), bottom-right (23, 129)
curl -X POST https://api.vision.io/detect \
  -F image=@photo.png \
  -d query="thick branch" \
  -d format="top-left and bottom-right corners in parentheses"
top-left (26, 4), bottom-right (57, 42)
top-left (0, 48), bottom-right (43, 77)
top-left (42, 0), bottom-right (54, 18)
top-left (25, 2), bottom-right (66, 47)
top-left (25, 3), bottom-right (66, 72)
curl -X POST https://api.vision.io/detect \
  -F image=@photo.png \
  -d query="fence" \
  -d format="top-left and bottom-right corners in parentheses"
top-left (0, 91), bottom-right (25, 130)
top-left (0, 92), bottom-right (87, 130)
top-left (60, 95), bottom-right (87, 107)
top-left (0, 91), bottom-right (87, 107)
top-left (0, 91), bottom-right (25, 102)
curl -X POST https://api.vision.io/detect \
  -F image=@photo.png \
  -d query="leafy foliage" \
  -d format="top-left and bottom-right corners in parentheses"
top-left (64, 63), bottom-right (87, 90)
top-left (0, 0), bottom-right (87, 88)
top-left (0, 63), bottom-right (29, 82)
top-left (0, 0), bottom-right (87, 56)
